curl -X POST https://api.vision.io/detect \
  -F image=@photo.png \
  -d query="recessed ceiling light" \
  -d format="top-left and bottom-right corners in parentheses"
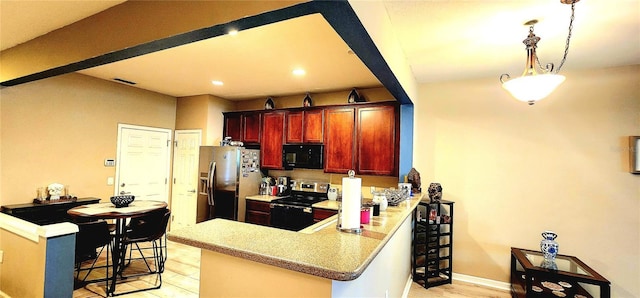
top-left (292, 68), bottom-right (306, 76)
top-left (228, 29), bottom-right (238, 36)
top-left (211, 80), bottom-right (224, 86)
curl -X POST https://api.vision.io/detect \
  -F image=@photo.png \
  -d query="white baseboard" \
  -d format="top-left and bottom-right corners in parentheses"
top-left (453, 273), bottom-right (511, 292)
top-left (402, 274), bottom-right (413, 298)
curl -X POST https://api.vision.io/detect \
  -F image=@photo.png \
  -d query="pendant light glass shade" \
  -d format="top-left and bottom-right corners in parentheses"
top-left (502, 73), bottom-right (565, 104)
top-left (500, 1), bottom-right (579, 105)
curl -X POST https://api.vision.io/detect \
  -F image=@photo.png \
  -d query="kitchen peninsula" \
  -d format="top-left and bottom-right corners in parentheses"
top-left (168, 195), bottom-right (422, 297)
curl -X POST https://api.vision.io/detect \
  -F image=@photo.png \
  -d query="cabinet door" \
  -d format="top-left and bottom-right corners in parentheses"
top-left (303, 109), bottom-right (324, 143)
top-left (356, 104), bottom-right (398, 176)
top-left (324, 107), bottom-right (355, 174)
top-left (223, 112), bottom-right (242, 141)
top-left (246, 200), bottom-right (271, 226)
top-left (313, 208), bottom-right (338, 222)
top-left (285, 111), bottom-right (303, 144)
top-left (261, 111), bottom-right (285, 169)
top-left (242, 112), bottom-right (261, 143)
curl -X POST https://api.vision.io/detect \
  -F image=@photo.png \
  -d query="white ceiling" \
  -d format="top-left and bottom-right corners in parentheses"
top-left (1, 0), bottom-right (639, 100)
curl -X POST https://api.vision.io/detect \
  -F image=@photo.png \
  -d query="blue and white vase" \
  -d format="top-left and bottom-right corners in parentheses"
top-left (540, 230), bottom-right (559, 260)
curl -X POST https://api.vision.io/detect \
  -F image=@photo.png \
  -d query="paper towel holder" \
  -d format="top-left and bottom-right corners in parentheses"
top-left (336, 206), bottom-right (362, 234)
top-left (336, 170), bottom-right (363, 234)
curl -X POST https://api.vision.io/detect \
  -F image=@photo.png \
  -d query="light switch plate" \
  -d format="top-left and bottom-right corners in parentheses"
top-left (107, 177), bottom-right (114, 186)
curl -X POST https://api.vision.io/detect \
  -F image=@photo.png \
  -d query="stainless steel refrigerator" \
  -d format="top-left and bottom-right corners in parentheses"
top-left (197, 146), bottom-right (261, 222)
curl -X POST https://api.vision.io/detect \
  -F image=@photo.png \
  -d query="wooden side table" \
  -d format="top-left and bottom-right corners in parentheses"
top-left (510, 247), bottom-right (610, 298)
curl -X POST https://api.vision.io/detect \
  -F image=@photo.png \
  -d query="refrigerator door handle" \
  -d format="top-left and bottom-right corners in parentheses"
top-left (208, 161), bottom-right (216, 206)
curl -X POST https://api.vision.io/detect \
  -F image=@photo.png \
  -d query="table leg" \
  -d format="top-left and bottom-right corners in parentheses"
top-left (601, 284), bottom-right (610, 298)
top-left (108, 219), bottom-right (126, 296)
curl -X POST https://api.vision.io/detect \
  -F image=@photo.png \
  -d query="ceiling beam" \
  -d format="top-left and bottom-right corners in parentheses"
top-left (1, 0), bottom-right (412, 104)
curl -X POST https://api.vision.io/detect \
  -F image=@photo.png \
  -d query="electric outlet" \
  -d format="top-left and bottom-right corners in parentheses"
top-left (0, 250), bottom-right (4, 264)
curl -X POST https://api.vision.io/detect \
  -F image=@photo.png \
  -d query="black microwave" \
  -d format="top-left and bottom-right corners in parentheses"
top-left (282, 144), bottom-right (324, 170)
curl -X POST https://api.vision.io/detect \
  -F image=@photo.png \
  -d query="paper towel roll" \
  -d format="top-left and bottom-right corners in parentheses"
top-left (341, 176), bottom-right (362, 229)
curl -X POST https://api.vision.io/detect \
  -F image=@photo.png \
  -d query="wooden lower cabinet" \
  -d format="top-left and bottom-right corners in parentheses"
top-left (245, 200), bottom-right (271, 226)
top-left (313, 208), bottom-right (338, 223)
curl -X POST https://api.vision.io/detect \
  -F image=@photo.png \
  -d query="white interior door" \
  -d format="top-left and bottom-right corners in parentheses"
top-left (170, 130), bottom-right (202, 230)
top-left (115, 124), bottom-right (172, 203)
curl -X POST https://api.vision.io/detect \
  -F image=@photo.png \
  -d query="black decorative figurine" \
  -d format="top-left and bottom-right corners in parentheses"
top-left (407, 168), bottom-right (422, 194)
top-left (427, 183), bottom-right (442, 203)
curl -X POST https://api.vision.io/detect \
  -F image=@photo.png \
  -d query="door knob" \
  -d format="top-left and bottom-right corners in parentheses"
top-left (188, 189), bottom-right (196, 193)
top-left (120, 191), bottom-right (131, 195)
top-left (120, 183), bottom-right (126, 187)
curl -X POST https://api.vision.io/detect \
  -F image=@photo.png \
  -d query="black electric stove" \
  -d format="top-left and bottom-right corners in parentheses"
top-left (272, 190), bottom-right (328, 207)
top-left (270, 183), bottom-right (329, 231)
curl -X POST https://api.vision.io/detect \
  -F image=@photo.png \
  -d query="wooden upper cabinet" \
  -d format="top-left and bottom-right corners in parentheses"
top-left (224, 101), bottom-right (399, 176)
top-left (242, 112), bottom-right (261, 144)
top-left (286, 109), bottom-right (323, 144)
top-left (261, 111), bottom-right (285, 169)
top-left (323, 107), bottom-right (355, 174)
top-left (223, 112), bottom-right (242, 141)
top-left (303, 109), bottom-right (324, 143)
top-left (356, 103), bottom-right (399, 176)
top-left (285, 111), bottom-right (303, 143)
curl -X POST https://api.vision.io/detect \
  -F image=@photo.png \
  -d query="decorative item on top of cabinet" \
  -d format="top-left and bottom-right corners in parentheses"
top-left (347, 88), bottom-right (364, 103)
top-left (303, 93), bottom-right (313, 107)
top-left (264, 97), bottom-right (275, 110)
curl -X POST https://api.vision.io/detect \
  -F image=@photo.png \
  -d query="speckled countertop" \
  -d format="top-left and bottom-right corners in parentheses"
top-left (312, 199), bottom-right (340, 210)
top-left (245, 194), bottom-right (283, 202)
top-left (168, 196), bottom-right (422, 281)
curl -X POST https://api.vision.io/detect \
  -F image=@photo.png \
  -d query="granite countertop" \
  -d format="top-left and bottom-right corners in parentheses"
top-left (245, 194), bottom-right (284, 202)
top-left (168, 196), bottom-right (422, 281)
top-left (312, 200), bottom-right (340, 210)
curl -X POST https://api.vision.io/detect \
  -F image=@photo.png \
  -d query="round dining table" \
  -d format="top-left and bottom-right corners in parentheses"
top-left (67, 200), bottom-right (168, 296)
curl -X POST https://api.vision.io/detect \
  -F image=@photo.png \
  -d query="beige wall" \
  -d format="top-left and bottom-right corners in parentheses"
top-left (0, 73), bottom-right (176, 205)
top-left (176, 94), bottom-right (236, 146)
top-left (206, 95), bottom-right (237, 146)
top-left (414, 65), bottom-right (640, 296)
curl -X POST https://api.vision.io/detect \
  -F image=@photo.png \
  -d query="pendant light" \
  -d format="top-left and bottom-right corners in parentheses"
top-left (500, 0), bottom-right (579, 105)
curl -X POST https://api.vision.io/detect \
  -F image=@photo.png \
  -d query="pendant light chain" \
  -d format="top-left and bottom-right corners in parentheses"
top-left (536, 1), bottom-right (577, 73)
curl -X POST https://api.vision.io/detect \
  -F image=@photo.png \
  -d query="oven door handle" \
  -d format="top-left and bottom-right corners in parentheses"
top-left (270, 203), bottom-right (286, 208)
top-left (270, 204), bottom-right (313, 214)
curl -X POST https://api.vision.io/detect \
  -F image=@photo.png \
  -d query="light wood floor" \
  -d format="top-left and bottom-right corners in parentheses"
top-left (73, 240), bottom-right (510, 298)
